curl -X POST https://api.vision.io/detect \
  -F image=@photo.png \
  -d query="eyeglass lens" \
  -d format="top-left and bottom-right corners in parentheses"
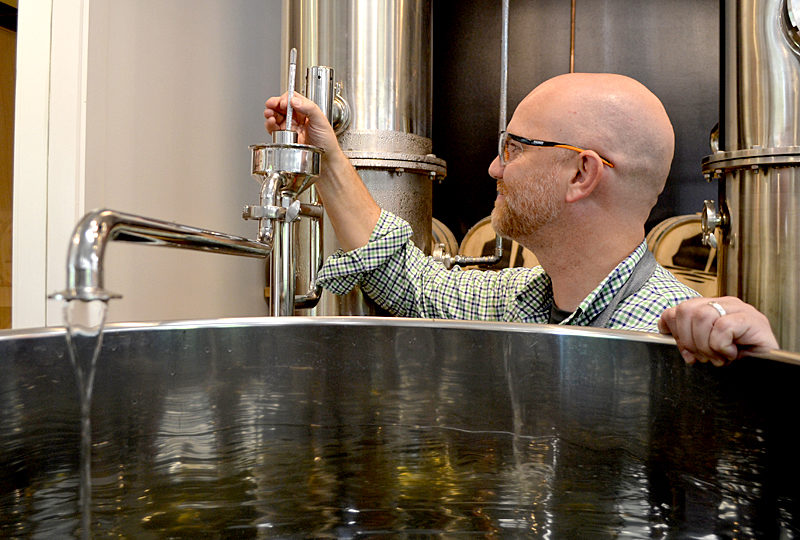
top-left (499, 131), bottom-right (516, 166)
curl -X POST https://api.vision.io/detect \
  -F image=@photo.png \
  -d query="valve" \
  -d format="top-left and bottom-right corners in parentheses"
top-left (701, 199), bottom-right (723, 249)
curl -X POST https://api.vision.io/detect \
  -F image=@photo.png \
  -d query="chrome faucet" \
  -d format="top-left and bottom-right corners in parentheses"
top-left (50, 209), bottom-right (271, 303)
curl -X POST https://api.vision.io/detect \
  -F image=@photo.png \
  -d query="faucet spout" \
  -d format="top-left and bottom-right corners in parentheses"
top-left (50, 209), bottom-right (270, 302)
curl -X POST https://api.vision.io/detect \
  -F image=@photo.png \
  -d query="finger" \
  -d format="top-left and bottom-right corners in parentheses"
top-left (284, 94), bottom-right (325, 125)
top-left (264, 117), bottom-right (282, 133)
top-left (710, 312), bottom-right (770, 360)
top-left (709, 327), bottom-right (739, 362)
top-left (657, 307), bottom-right (676, 335)
top-left (264, 95), bottom-right (288, 132)
top-left (679, 347), bottom-right (697, 365)
top-left (659, 311), bottom-right (699, 365)
top-left (698, 351), bottom-right (729, 366)
top-left (264, 94), bottom-right (284, 111)
top-left (672, 301), bottom-right (703, 355)
top-left (268, 94), bottom-right (316, 134)
top-left (264, 109), bottom-right (286, 133)
top-left (689, 304), bottom-right (720, 360)
top-left (264, 107), bottom-right (284, 123)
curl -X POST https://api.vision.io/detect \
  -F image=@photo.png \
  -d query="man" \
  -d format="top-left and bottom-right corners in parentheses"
top-left (264, 72), bottom-right (698, 331)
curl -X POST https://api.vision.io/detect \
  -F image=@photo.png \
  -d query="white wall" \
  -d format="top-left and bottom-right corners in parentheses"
top-left (13, 0), bottom-right (283, 327)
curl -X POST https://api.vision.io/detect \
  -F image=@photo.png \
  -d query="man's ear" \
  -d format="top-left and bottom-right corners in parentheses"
top-left (565, 151), bottom-right (604, 203)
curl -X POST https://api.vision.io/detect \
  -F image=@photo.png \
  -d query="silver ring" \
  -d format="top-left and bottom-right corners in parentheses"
top-left (708, 301), bottom-right (726, 317)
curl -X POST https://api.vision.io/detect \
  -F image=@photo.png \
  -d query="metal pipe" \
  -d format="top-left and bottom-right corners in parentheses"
top-left (294, 194), bottom-right (324, 309)
top-left (437, 235), bottom-right (503, 270)
top-left (499, 0), bottom-right (509, 132)
top-left (305, 66), bottom-right (335, 123)
top-left (271, 195), bottom-right (296, 315)
top-left (570, 0), bottom-right (576, 72)
top-left (50, 209), bottom-right (269, 303)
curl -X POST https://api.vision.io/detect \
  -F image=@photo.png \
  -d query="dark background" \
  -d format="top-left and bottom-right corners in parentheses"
top-left (431, 0), bottom-right (720, 242)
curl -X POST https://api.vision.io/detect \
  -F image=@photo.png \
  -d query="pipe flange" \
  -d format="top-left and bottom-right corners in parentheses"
top-left (702, 146), bottom-right (800, 172)
top-left (344, 151), bottom-right (447, 179)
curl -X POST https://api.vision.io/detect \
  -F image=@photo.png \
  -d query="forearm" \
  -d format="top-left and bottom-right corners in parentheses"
top-left (319, 211), bottom-right (520, 320)
top-left (315, 148), bottom-right (381, 252)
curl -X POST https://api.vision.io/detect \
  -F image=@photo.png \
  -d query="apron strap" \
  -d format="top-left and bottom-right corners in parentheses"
top-left (589, 249), bottom-right (658, 328)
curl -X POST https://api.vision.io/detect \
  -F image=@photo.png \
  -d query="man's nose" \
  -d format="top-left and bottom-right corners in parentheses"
top-left (488, 155), bottom-right (503, 179)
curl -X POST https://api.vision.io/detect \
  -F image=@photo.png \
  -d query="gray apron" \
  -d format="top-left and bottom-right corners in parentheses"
top-left (589, 249), bottom-right (658, 328)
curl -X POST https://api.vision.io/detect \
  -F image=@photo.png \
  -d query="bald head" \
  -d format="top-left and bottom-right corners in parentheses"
top-left (513, 73), bottom-right (674, 214)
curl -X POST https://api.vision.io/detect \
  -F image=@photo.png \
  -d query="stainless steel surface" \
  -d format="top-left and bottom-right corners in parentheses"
top-left (249, 140), bottom-right (321, 196)
top-left (305, 65), bottom-right (335, 124)
top-left (1, 317), bottom-right (799, 536)
top-left (724, 0), bottom-right (800, 149)
top-left (702, 0), bottom-right (800, 351)
top-left (271, 195), bottom-right (294, 315)
top-left (707, 164), bottom-right (800, 350)
top-left (703, 145), bottom-right (800, 168)
top-left (284, 0), bottom-right (434, 139)
top-left (50, 209), bottom-right (269, 303)
top-left (284, 0), bottom-right (445, 315)
top-left (339, 131), bottom-right (434, 155)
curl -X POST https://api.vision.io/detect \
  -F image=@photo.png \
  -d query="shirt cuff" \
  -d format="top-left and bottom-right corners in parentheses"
top-left (318, 210), bottom-right (414, 294)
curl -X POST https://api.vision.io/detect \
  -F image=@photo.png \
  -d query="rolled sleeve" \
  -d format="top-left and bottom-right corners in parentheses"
top-left (318, 210), bottom-right (413, 295)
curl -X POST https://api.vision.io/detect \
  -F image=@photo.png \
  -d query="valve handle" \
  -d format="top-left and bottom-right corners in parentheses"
top-left (701, 200), bottom-right (721, 249)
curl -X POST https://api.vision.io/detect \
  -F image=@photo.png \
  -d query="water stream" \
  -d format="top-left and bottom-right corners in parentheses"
top-left (63, 299), bottom-right (108, 540)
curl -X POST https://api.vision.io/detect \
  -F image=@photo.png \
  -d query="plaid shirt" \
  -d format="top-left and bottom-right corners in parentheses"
top-left (318, 211), bottom-right (700, 332)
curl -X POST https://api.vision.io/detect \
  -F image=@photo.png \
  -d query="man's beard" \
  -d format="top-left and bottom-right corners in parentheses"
top-left (491, 168), bottom-right (562, 241)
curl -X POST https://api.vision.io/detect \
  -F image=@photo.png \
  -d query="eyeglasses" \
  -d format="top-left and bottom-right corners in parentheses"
top-left (498, 130), bottom-right (615, 168)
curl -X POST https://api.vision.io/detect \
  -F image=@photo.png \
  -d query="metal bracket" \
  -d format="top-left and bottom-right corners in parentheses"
top-left (243, 205), bottom-right (285, 221)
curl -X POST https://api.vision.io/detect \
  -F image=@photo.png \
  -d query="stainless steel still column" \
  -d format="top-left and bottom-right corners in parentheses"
top-left (702, 0), bottom-right (800, 351)
top-left (283, 0), bottom-right (447, 316)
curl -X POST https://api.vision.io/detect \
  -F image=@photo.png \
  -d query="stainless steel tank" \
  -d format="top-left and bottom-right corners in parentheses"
top-left (1, 318), bottom-right (799, 536)
top-left (702, 0), bottom-right (800, 351)
top-left (283, 0), bottom-right (446, 315)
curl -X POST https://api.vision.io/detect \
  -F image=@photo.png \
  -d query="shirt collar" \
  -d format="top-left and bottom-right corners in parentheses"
top-left (513, 240), bottom-right (648, 325)
top-left (571, 240), bottom-right (648, 324)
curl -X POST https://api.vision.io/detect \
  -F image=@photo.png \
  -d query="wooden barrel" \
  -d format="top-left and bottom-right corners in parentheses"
top-left (431, 217), bottom-right (459, 258)
top-left (459, 216), bottom-right (539, 269)
top-left (646, 214), bottom-right (717, 297)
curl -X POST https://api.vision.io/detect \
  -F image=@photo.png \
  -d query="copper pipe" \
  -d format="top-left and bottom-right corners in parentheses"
top-left (570, 0), bottom-right (576, 72)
